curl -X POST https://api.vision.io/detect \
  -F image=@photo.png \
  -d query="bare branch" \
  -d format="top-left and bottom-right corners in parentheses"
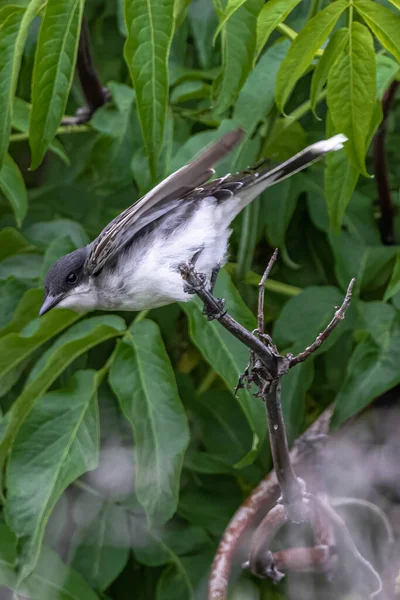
top-left (257, 248), bottom-right (278, 334)
top-left (289, 278), bottom-right (355, 368)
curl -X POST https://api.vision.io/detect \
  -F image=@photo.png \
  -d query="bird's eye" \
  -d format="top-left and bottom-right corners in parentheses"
top-left (66, 272), bottom-right (77, 284)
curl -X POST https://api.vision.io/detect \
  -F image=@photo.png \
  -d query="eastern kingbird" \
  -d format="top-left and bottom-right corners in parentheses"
top-left (40, 130), bottom-right (347, 316)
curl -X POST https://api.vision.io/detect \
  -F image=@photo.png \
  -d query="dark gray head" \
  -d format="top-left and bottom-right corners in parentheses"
top-left (40, 247), bottom-right (90, 316)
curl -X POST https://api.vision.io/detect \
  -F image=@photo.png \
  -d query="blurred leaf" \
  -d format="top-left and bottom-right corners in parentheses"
top-left (170, 81), bottom-right (211, 104)
top-left (281, 360), bottom-right (314, 442)
top-left (24, 218), bottom-right (90, 250)
top-left (0, 315), bottom-right (124, 469)
top-left (332, 318), bottom-right (400, 427)
top-left (0, 1), bottom-right (43, 166)
top-left (262, 119), bottom-right (307, 160)
top-left (156, 552), bottom-right (214, 600)
top-left (29, 0), bottom-right (84, 169)
top-left (234, 40), bottom-right (290, 134)
top-left (184, 451), bottom-right (235, 474)
top-left (358, 301), bottom-right (395, 349)
top-left (275, 0), bottom-right (348, 112)
top-left (5, 370), bottom-right (100, 580)
top-left (384, 249), bottom-right (400, 301)
top-left (0, 226), bottom-right (33, 260)
top-left (0, 153), bottom-right (27, 226)
top-left (0, 278), bottom-right (29, 330)
top-left (0, 252), bottom-right (42, 281)
top-left (273, 285), bottom-right (355, 354)
top-left (178, 483), bottom-right (241, 535)
top-left (212, 0), bottom-right (263, 114)
top-left (0, 287), bottom-right (43, 337)
top-left (109, 319), bottom-right (189, 525)
top-left (0, 524), bottom-right (100, 599)
top-left (71, 501), bottom-right (129, 591)
top-left (375, 55), bottom-right (399, 98)
top-left (327, 22), bottom-right (376, 176)
top-left (181, 269), bottom-right (265, 462)
top-left (123, 0), bottom-right (174, 178)
top-left (354, 0), bottom-right (400, 63)
top-left (310, 28), bottom-right (348, 116)
top-left (188, 0), bottom-right (219, 69)
top-left (264, 178), bottom-right (298, 250)
top-left (255, 0), bottom-right (302, 58)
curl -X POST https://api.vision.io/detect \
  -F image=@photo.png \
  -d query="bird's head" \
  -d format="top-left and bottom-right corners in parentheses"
top-left (40, 247), bottom-right (93, 316)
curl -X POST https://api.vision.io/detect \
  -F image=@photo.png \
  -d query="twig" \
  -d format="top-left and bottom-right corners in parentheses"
top-left (289, 278), bottom-right (355, 368)
top-left (61, 17), bottom-right (110, 126)
top-left (208, 406), bottom-right (334, 600)
top-left (373, 80), bottom-right (399, 246)
top-left (257, 248), bottom-right (278, 334)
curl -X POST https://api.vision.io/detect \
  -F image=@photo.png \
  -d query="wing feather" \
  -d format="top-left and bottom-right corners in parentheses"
top-left (85, 128), bottom-right (244, 274)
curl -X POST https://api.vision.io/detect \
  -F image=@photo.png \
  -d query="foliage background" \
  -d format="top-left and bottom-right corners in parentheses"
top-left (0, 0), bottom-right (399, 597)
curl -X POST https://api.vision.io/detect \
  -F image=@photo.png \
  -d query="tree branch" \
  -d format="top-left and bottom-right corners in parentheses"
top-left (373, 80), bottom-right (399, 246)
top-left (61, 17), bottom-right (110, 126)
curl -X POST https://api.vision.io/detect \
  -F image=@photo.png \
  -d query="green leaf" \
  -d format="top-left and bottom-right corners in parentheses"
top-left (13, 97), bottom-right (70, 164)
top-left (310, 28), bottom-right (348, 116)
top-left (109, 319), bottom-right (189, 525)
top-left (123, 0), bottom-right (174, 179)
top-left (273, 285), bottom-right (355, 355)
top-left (255, 0), bottom-right (302, 58)
top-left (181, 269), bottom-right (265, 462)
top-left (212, 0), bottom-right (264, 114)
top-left (263, 178), bottom-right (298, 249)
top-left (358, 301), bottom-right (395, 349)
top-left (0, 279), bottom-right (30, 331)
top-left (5, 370), bottom-right (100, 580)
top-left (275, 0), bottom-right (348, 112)
top-left (234, 40), bottom-right (290, 134)
top-left (281, 360), bottom-right (314, 443)
top-left (29, 0), bottom-right (84, 169)
top-left (213, 0), bottom-right (247, 42)
top-left (71, 501), bottom-right (129, 591)
top-left (332, 318), bottom-right (400, 427)
top-left (0, 523), bottom-right (100, 599)
top-left (0, 226), bottom-right (33, 261)
top-left (327, 22), bottom-right (376, 176)
top-left (0, 153), bottom-right (27, 227)
top-left (384, 249), bottom-right (400, 302)
top-left (157, 552), bottom-right (215, 600)
top-left (354, 0), bottom-right (400, 63)
top-left (324, 112), bottom-right (360, 232)
top-left (0, 309), bottom-right (80, 380)
top-left (375, 55), bottom-right (400, 99)
top-left (0, 315), bottom-right (124, 469)
top-left (0, 1), bottom-right (43, 166)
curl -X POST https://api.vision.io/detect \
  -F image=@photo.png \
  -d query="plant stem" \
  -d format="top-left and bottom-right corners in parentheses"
top-left (10, 124), bottom-right (90, 143)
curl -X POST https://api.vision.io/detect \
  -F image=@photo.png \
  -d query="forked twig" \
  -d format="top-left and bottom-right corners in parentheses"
top-left (257, 248), bottom-right (278, 335)
top-left (289, 278), bottom-right (355, 368)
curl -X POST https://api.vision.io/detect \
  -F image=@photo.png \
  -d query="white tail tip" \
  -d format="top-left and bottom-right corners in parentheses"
top-left (311, 134), bottom-right (348, 154)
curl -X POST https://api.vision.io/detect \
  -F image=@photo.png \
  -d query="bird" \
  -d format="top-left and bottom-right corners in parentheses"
top-left (40, 129), bottom-right (347, 316)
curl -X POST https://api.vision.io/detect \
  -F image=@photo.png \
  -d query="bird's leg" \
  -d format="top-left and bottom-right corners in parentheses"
top-left (208, 264), bottom-right (221, 295)
top-left (202, 264), bottom-right (226, 320)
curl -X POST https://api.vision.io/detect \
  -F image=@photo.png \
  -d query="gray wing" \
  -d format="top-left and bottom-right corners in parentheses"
top-left (85, 128), bottom-right (244, 275)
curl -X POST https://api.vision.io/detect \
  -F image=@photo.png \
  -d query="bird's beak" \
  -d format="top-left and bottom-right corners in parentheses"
top-left (39, 294), bottom-right (61, 316)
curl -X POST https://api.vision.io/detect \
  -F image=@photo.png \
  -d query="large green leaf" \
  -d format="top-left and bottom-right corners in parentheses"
top-left (0, 523), bottom-right (99, 599)
top-left (0, 153), bottom-right (27, 226)
top-left (0, 287), bottom-right (43, 338)
top-left (384, 249), bottom-right (400, 302)
top-left (354, 0), bottom-right (400, 63)
top-left (29, 0), bottom-right (84, 169)
top-left (310, 28), bottom-right (348, 116)
top-left (71, 500), bottom-right (129, 591)
top-left (0, 1), bottom-right (43, 166)
top-left (332, 318), bottom-right (400, 427)
top-left (109, 319), bottom-right (189, 525)
top-left (0, 279), bottom-right (30, 331)
top-left (123, 0), bottom-right (174, 179)
top-left (5, 370), bottom-right (100, 580)
top-left (212, 0), bottom-right (264, 114)
top-left (327, 22), bottom-right (376, 176)
top-left (181, 269), bottom-right (265, 462)
top-left (255, 0), bottom-right (302, 58)
top-left (275, 0), bottom-right (348, 112)
top-left (0, 315), bottom-right (125, 468)
top-left (213, 0), bottom-right (248, 42)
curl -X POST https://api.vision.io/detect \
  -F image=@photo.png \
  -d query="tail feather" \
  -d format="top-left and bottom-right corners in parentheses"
top-left (240, 134), bottom-right (347, 206)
